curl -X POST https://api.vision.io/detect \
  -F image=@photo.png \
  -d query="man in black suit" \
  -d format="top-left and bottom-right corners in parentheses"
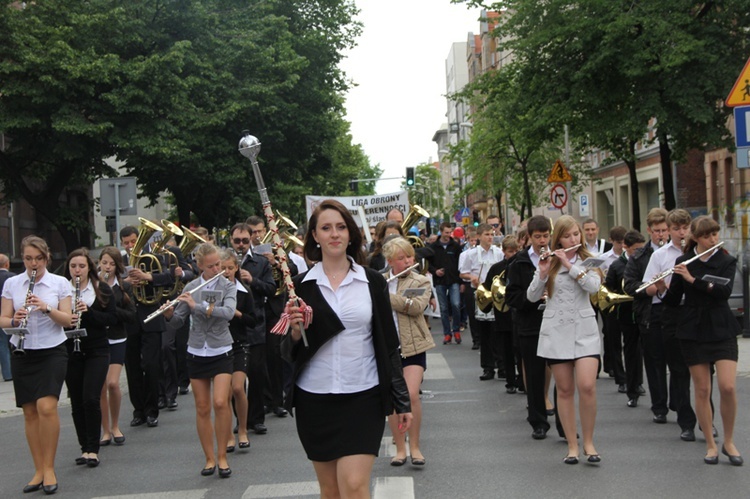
top-left (121, 225), bottom-right (175, 428)
top-left (230, 223), bottom-right (276, 434)
top-left (0, 253), bottom-right (16, 381)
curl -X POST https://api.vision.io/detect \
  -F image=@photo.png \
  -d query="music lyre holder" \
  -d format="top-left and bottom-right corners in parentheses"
top-left (4, 327), bottom-right (31, 357)
top-left (65, 328), bottom-right (88, 355)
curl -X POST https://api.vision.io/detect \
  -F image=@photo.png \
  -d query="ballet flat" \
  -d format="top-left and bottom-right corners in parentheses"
top-left (722, 446), bottom-right (744, 466)
top-left (563, 455), bottom-right (579, 465)
top-left (23, 482), bottom-right (42, 493)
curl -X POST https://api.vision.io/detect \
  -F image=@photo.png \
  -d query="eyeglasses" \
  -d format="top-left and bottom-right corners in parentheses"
top-left (23, 255), bottom-right (46, 262)
top-left (490, 223), bottom-right (500, 228)
top-left (233, 238), bottom-right (250, 245)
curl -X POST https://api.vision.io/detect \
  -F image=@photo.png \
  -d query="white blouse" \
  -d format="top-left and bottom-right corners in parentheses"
top-left (2, 270), bottom-right (71, 349)
top-left (296, 261), bottom-right (378, 394)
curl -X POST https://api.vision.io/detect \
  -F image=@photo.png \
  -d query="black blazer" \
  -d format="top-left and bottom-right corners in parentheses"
top-left (108, 281), bottom-right (137, 341)
top-left (240, 252), bottom-right (276, 345)
top-left (229, 284), bottom-right (257, 344)
top-left (70, 282), bottom-right (118, 351)
top-left (662, 249), bottom-right (740, 342)
top-left (282, 266), bottom-right (410, 417)
top-left (623, 244), bottom-right (655, 327)
top-left (505, 249), bottom-right (544, 336)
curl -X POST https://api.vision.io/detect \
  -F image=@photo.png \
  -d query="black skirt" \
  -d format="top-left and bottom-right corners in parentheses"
top-left (402, 351), bottom-right (427, 370)
top-left (295, 385), bottom-right (384, 462)
top-left (231, 343), bottom-right (249, 373)
top-left (680, 337), bottom-right (738, 366)
top-left (187, 351), bottom-right (233, 379)
top-left (11, 343), bottom-right (68, 407)
top-left (109, 341), bottom-right (126, 365)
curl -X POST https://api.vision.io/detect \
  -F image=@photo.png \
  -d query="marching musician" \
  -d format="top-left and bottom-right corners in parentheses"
top-left (229, 223), bottom-right (275, 435)
top-left (641, 209), bottom-right (697, 441)
top-left (0, 236), bottom-right (73, 494)
top-left (660, 216), bottom-right (742, 465)
top-left (527, 216), bottom-right (602, 464)
top-left (600, 226), bottom-right (627, 389)
top-left (120, 225), bottom-right (175, 429)
top-left (64, 248), bottom-right (117, 468)
top-left (459, 223), bottom-right (503, 377)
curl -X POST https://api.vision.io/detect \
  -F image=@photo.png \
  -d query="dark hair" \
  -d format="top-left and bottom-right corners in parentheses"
top-left (99, 246), bottom-right (131, 307)
top-left (477, 223), bottom-right (493, 235)
top-left (666, 208), bottom-right (691, 228)
top-left (245, 215), bottom-right (265, 227)
top-left (685, 216), bottom-right (720, 254)
top-left (609, 226), bottom-right (627, 242)
top-left (304, 199), bottom-right (366, 265)
top-left (370, 221), bottom-right (405, 261)
top-left (119, 225), bottom-right (138, 240)
top-left (65, 248), bottom-right (110, 308)
top-left (623, 230), bottom-right (646, 247)
top-left (230, 223), bottom-right (251, 237)
top-left (439, 222), bottom-right (452, 232)
top-left (582, 218), bottom-right (598, 227)
top-left (526, 216), bottom-right (551, 235)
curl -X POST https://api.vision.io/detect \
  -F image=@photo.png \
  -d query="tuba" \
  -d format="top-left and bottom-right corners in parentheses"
top-left (155, 219), bottom-right (184, 298)
top-left (179, 226), bottom-right (206, 258)
top-left (129, 218), bottom-right (165, 305)
top-left (401, 204), bottom-right (430, 273)
top-left (475, 283), bottom-right (494, 313)
top-left (491, 270), bottom-right (509, 312)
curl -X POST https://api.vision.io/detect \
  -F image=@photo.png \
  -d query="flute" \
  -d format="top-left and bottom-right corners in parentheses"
top-left (539, 244), bottom-right (582, 261)
top-left (386, 263), bottom-right (420, 283)
top-left (144, 270), bottom-right (226, 323)
top-left (636, 241), bottom-right (724, 294)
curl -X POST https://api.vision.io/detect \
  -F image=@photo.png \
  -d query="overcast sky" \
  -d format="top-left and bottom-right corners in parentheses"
top-left (339, 1), bottom-right (483, 194)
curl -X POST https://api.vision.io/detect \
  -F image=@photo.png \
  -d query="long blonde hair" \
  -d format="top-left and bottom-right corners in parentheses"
top-left (546, 216), bottom-right (594, 298)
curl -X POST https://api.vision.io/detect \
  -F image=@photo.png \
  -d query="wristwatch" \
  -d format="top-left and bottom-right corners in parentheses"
top-left (43, 304), bottom-right (52, 314)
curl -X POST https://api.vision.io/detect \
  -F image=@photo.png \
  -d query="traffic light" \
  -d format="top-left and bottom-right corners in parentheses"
top-left (405, 167), bottom-right (415, 186)
top-left (473, 210), bottom-right (480, 227)
top-left (349, 179), bottom-right (358, 192)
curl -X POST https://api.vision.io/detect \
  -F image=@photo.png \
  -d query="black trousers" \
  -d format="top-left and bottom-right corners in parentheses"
top-left (662, 307), bottom-right (696, 430)
top-left (265, 330), bottom-right (285, 409)
top-left (246, 343), bottom-right (266, 427)
top-left (478, 319), bottom-right (503, 372)
top-left (66, 345), bottom-right (109, 453)
top-left (462, 285), bottom-right (479, 345)
top-left (125, 329), bottom-right (163, 419)
top-left (620, 320), bottom-right (644, 400)
top-left (518, 334), bottom-right (549, 431)
top-left (160, 320), bottom-right (179, 401)
top-left (603, 310), bottom-right (625, 384)
top-left (500, 329), bottom-right (517, 388)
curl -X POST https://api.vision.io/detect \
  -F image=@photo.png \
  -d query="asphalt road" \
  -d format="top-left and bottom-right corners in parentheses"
top-left (1, 319), bottom-right (750, 498)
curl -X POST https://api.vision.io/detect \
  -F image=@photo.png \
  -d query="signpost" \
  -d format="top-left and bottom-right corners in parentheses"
top-left (460, 206), bottom-right (470, 226)
top-left (550, 183), bottom-right (568, 210)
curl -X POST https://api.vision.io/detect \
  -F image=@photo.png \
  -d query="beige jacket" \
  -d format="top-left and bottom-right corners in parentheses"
top-left (387, 271), bottom-right (436, 358)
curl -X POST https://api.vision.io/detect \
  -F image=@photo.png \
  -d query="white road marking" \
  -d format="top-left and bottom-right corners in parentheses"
top-left (373, 477), bottom-right (415, 499)
top-left (424, 353), bottom-right (454, 379)
top-left (93, 491), bottom-right (209, 499)
top-left (242, 481), bottom-right (320, 498)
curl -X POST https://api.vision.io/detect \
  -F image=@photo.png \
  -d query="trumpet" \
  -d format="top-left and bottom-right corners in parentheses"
top-left (635, 241), bottom-right (724, 294)
top-left (4, 269), bottom-right (37, 357)
top-left (539, 244), bottom-right (582, 261)
top-left (66, 276), bottom-right (87, 355)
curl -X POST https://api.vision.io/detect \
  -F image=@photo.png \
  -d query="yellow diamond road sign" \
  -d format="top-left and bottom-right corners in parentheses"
top-left (726, 55), bottom-right (750, 107)
top-left (547, 159), bottom-right (572, 183)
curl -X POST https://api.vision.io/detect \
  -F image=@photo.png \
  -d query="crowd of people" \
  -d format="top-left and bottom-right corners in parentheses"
top-left (0, 201), bottom-right (744, 496)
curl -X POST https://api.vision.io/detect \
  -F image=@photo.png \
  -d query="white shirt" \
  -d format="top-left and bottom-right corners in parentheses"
top-left (297, 261), bottom-right (378, 394)
top-left (2, 270), bottom-right (71, 349)
top-left (387, 276), bottom-right (400, 339)
top-left (599, 248), bottom-right (622, 274)
top-left (459, 245), bottom-right (504, 289)
top-left (528, 245), bottom-right (542, 269)
top-left (586, 239), bottom-right (607, 256)
top-left (643, 242), bottom-right (684, 304)
top-left (187, 275), bottom-right (232, 357)
top-left (289, 251), bottom-right (308, 273)
top-left (69, 279), bottom-right (95, 308)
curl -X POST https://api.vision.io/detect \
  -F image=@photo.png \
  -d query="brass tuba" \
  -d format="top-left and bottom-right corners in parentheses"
top-left (156, 219), bottom-right (184, 298)
top-left (179, 226), bottom-right (206, 258)
top-left (401, 204), bottom-right (430, 273)
top-left (129, 218), bottom-right (165, 305)
top-left (492, 270), bottom-right (509, 312)
top-left (591, 284), bottom-right (633, 312)
top-left (475, 283), bottom-right (494, 313)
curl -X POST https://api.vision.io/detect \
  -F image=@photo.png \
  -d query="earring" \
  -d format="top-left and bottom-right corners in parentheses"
top-left (316, 243), bottom-right (320, 248)
top-left (348, 242), bottom-right (351, 246)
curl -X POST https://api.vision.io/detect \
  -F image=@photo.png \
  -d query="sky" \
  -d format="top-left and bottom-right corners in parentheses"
top-left (339, 1), bottom-right (483, 195)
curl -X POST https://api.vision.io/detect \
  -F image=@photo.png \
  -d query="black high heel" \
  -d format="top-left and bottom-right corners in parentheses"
top-left (722, 445), bottom-right (744, 466)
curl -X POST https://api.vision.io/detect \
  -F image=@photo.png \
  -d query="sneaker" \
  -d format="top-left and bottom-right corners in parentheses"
top-left (443, 334), bottom-right (452, 345)
top-left (454, 332), bottom-right (462, 344)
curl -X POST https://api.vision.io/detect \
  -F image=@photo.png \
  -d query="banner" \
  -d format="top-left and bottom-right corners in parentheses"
top-left (305, 191), bottom-right (410, 227)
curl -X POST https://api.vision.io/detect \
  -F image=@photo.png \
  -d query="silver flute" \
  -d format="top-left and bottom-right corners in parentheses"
top-left (636, 241), bottom-right (724, 294)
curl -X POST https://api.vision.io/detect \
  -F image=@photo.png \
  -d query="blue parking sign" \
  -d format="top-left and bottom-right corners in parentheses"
top-left (735, 106), bottom-right (750, 148)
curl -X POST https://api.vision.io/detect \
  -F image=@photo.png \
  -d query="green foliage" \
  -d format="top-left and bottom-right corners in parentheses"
top-left (402, 163), bottom-right (445, 217)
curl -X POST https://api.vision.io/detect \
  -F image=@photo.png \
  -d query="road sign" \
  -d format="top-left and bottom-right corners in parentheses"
top-left (454, 210), bottom-right (461, 223)
top-left (550, 183), bottom-right (568, 209)
top-left (460, 207), bottom-right (471, 217)
top-left (579, 194), bottom-right (590, 217)
top-left (726, 56), bottom-right (750, 107)
top-left (738, 147), bottom-right (750, 169)
top-left (462, 217), bottom-right (470, 226)
top-left (735, 106), bottom-right (750, 148)
top-left (547, 159), bottom-right (572, 183)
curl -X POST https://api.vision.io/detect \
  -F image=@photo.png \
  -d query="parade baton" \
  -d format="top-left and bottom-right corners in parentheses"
top-left (239, 132), bottom-right (310, 346)
top-left (144, 270), bottom-right (226, 324)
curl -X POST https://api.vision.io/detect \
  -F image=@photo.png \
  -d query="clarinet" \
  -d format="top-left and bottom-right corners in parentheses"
top-left (70, 276), bottom-right (85, 355)
top-left (9, 269), bottom-right (37, 357)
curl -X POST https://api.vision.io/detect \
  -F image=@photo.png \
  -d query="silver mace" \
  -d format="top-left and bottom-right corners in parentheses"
top-left (238, 131), bottom-right (308, 347)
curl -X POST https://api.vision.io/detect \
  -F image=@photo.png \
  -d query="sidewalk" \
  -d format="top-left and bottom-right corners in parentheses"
top-left (3, 337), bottom-right (750, 418)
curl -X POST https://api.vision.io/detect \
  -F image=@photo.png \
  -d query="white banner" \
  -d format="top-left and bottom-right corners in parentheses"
top-left (305, 191), bottom-right (410, 227)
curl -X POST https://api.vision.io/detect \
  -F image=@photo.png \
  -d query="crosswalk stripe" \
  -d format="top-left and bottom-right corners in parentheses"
top-left (373, 477), bottom-right (415, 499)
top-left (242, 481), bottom-right (320, 498)
top-left (93, 491), bottom-right (209, 499)
top-left (424, 352), bottom-right (454, 379)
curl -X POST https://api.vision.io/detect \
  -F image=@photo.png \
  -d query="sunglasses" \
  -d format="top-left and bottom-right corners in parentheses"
top-left (490, 223), bottom-right (500, 228)
top-left (233, 238), bottom-right (250, 245)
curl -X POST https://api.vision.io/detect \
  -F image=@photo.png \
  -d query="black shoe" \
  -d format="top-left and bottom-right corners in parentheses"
top-left (42, 483), bottom-right (58, 495)
top-left (146, 416), bottom-right (158, 427)
top-left (722, 445), bottom-right (744, 466)
top-left (627, 398), bottom-right (638, 408)
top-left (238, 440), bottom-right (250, 449)
top-left (479, 370), bottom-right (495, 381)
top-left (704, 454), bottom-right (719, 465)
top-left (273, 407), bottom-right (288, 418)
top-left (226, 445), bottom-right (235, 453)
top-left (113, 434), bottom-right (126, 445)
top-left (531, 427), bottom-right (548, 440)
top-left (167, 399), bottom-right (178, 410)
top-left (653, 414), bottom-right (667, 424)
top-left (157, 398), bottom-right (166, 410)
top-left (218, 467), bottom-right (232, 478)
top-left (178, 386), bottom-right (190, 395)
top-left (583, 450), bottom-right (601, 464)
top-left (680, 429), bottom-right (696, 442)
top-left (563, 455), bottom-right (579, 465)
top-left (471, 344), bottom-right (480, 350)
top-left (637, 385), bottom-right (646, 395)
top-left (87, 457), bottom-right (100, 468)
top-left (496, 371), bottom-right (506, 379)
top-left (252, 423), bottom-right (267, 434)
top-left (618, 384), bottom-right (627, 393)
top-left (201, 466), bottom-right (216, 476)
top-left (506, 386), bottom-right (517, 394)
top-left (130, 417), bottom-right (145, 427)
top-left (75, 456), bottom-right (88, 465)
top-left (23, 482), bottom-right (42, 493)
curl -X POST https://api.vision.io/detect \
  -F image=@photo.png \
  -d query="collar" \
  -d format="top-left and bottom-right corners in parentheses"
top-left (303, 257), bottom-right (369, 285)
top-left (22, 269), bottom-right (50, 286)
top-left (235, 280), bottom-right (247, 293)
